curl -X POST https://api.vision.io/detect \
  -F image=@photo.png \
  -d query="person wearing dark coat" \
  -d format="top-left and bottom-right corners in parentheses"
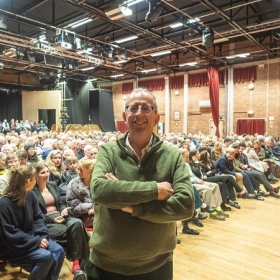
top-left (0, 165), bottom-right (64, 280)
top-left (33, 163), bottom-right (90, 280)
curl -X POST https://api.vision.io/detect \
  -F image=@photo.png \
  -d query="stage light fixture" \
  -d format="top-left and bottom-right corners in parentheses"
top-left (105, 5), bottom-right (132, 20)
top-left (0, 14), bottom-right (7, 29)
top-left (145, 0), bottom-right (163, 23)
top-left (121, 50), bottom-right (129, 59)
top-left (202, 26), bottom-right (214, 49)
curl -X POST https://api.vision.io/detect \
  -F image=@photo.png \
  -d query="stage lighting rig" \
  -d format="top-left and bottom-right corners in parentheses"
top-left (201, 26), bottom-right (214, 49)
top-left (145, 0), bottom-right (163, 23)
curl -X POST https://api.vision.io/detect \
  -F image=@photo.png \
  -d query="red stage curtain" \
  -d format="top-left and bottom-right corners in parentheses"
top-left (116, 121), bottom-right (127, 133)
top-left (189, 71), bottom-right (226, 87)
top-left (138, 78), bottom-right (165, 91)
top-left (170, 76), bottom-right (184, 89)
top-left (233, 66), bottom-right (256, 83)
top-left (208, 65), bottom-right (220, 137)
top-left (236, 119), bottom-right (265, 135)
top-left (122, 82), bottom-right (133, 94)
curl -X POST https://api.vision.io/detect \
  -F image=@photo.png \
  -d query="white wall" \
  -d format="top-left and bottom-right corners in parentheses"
top-left (22, 90), bottom-right (61, 123)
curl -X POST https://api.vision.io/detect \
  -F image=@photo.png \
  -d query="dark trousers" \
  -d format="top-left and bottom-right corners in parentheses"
top-left (46, 215), bottom-right (90, 261)
top-left (250, 170), bottom-right (272, 191)
top-left (85, 260), bottom-right (173, 280)
top-left (8, 239), bottom-right (64, 280)
top-left (242, 171), bottom-right (259, 192)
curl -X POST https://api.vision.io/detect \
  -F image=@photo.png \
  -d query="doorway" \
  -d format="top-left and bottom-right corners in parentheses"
top-left (38, 109), bottom-right (56, 129)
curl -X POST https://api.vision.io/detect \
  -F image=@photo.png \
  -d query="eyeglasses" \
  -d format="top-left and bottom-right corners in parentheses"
top-left (125, 104), bottom-right (156, 115)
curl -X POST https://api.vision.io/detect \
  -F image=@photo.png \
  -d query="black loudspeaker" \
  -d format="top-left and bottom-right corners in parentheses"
top-left (75, 88), bottom-right (80, 95)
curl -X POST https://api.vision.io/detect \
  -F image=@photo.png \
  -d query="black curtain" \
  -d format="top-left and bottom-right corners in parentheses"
top-left (0, 90), bottom-right (22, 121)
top-left (66, 80), bottom-right (92, 125)
top-left (89, 89), bottom-right (116, 132)
top-left (47, 110), bottom-right (56, 129)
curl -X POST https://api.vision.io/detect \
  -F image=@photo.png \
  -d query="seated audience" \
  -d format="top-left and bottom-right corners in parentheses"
top-left (184, 149), bottom-right (228, 220)
top-left (0, 154), bottom-right (20, 196)
top-left (45, 150), bottom-right (66, 186)
top-left (0, 165), bottom-right (65, 280)
top-left (62, 156), bottom-right (79, 184)
top-left (24, 144), bottom-right (40, 166)
top-left (236, 142), bottom-right (280, 199)
top-left (1, 144), bottom-right (14, 155)
top-left (75, 140), bottom-right (86, 160)
top-left (211, 140), bottom-right (224, 162)
top-left (67, 158), bottom-right (95, 228)
top-left (0, 152), bottom-right (8, 176)
top-left (214, 148), bottom-right (255, 201)
top-left (254, 139), bottom-right (277, 182)
top-left (33, 163), bottom-right (90, 280)
top-left (199, 149), bottom-right (246, 209)
top-left (16, 150), bottom-right (31, 166)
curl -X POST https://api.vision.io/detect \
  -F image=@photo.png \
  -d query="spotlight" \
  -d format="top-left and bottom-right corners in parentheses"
top-left (145, 0), bottom-right (163, 23)
top-left (0, 61), bottom-right (4, 69)
top-left (121, 50), bottom-right (129, 60)
top-left (202, 26), bottom-right (214, 49)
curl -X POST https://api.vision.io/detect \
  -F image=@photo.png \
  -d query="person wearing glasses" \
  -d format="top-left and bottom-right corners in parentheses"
top-left (85, 87), bottom-right (194, 280)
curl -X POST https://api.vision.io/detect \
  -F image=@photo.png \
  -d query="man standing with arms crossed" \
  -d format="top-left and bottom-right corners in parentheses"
top-left (85, 87), bottom-right (194, 280)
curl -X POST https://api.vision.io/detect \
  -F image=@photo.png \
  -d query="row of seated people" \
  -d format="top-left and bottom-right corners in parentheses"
top-left (0, 119), bottom-right (47, 134)
top-left (180, 135), bottom-right (280, 183)
top-left (0, 151), bottom-right (96, 280)
top-left (179, 141), bottom-right (280, 235)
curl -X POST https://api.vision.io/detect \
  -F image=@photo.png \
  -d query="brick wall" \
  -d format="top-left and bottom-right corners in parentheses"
top-left (112, 62), bottom-right (280, 136)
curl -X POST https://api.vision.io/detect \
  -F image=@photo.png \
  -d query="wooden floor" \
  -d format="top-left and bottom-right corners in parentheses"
top-left (1, 186), bottom-right (280, 280)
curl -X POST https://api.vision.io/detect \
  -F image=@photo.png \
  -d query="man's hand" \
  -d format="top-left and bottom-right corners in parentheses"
top-left (121, 206), bottom-right (133, 213)
top-left (88, 208), bottom-right (95, 215)
top-left (157, 182), bottom-right (174, 200)
top-left (105, 172), bottom-right (118, 180)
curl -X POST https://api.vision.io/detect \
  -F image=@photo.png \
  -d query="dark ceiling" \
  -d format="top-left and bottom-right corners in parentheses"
top-left (0, 0), bottom-right (279, 88)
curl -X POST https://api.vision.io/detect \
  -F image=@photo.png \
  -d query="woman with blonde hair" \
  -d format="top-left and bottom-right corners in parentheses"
top-left (0, 165), bottom-right (64, 280)
top-left (45, 150), bottom-right (65, 186)
top-left (67, 158), bottom-right (96, 228)
top-left (211, 140), bottom-right (224, 162)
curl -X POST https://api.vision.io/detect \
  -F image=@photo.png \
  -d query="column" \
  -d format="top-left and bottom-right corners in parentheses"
top-left (164, 76), bottom-right (170, 134)
top-left (183, 73), bottom-right (189, 133)
top-left (227, 67), bottom-right (234, 134)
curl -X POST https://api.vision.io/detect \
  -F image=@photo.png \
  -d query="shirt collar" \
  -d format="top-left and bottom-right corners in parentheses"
top-left (125, 134), bottom-right (153, 161)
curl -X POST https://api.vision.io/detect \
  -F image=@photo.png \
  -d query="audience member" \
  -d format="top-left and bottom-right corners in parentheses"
top-left (24, 144), bottom-right (40, 166)
top-left (0, 154), bottom-right (20, 196)
top-left (33, 163), bottom-right (89, 280)
top-left (0, 152), bottom-right (8, 176)
top-left (67, 158), bottom-right (95, 228)
top-left (62, 156), bottom-right (79, 183)
top-left (0, 165), bottom-right (65, 280)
